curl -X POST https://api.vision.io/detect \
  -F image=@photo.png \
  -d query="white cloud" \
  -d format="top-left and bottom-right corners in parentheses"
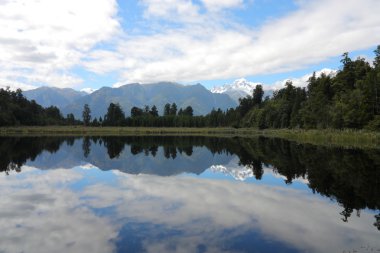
top-left (0, 77), bottom-right (37, 91)
top-left (80, 88), bottom-right (97, 94)
top-left (86, 0), bottom-right (380, 84)
top-left (82, 173), bottom-right (380, 253)
top-left (201, 0), bottom-right (244, 11)
top-left (140, 0), bottom-right (201, 22)
top-left (0, 167), bottom-right (118, 253)
top-left (2, 0), bottom-right (379, 89)
top-left (0, 0), bottom-right (120, 89)
top-left (269, 68), bottom-right (337, 90)
top-left (1, 165), bottom-right (379, 253)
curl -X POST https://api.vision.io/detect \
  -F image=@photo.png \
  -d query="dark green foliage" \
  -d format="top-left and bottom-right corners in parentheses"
top-left (91, 117), bottom-right (100, 127)
top-left (170, 103), bottom-right (177, 116)
top-left (66, 113), bottom-right (76, 125)
top-left (183, 106), bottom-right (193, 116)
top-left (164, 103), bottom-right (171, 116)
top-left (365, 115), bottom-right (380, 131)
top-left (252, 84), bottom-right (264, 106)
top-left (241, 47), bottom-right (380, 130)
top-left (82, 104), bottom-right (91, 126)
top-left (131, 106), bottom-right (143, 117)
top-left (150, 105), bottom-right (159, 117)
top-left (103, 103), bottom-right (125, 126)
top-left (0, 87), bottom-right (69, 126)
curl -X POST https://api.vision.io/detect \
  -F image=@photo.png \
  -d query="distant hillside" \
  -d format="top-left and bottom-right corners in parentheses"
top-left (62, 82), bottom-right (237, 118)
top-left (23, 86), bottom-right (86, 108)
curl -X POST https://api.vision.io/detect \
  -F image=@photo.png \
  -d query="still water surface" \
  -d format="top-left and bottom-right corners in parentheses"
top-left (0, 136), bottom-right (379, 253)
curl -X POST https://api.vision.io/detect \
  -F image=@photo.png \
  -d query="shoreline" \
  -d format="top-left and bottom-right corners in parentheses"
top-left (0, 126), bottom-right (379, 149)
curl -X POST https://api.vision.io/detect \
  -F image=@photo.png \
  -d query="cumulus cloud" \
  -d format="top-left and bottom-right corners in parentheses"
top-left (0, 0), bottom-right (119, 89)
top-left (83, 173), bottom-right (379, 253)
top-left (201, 0), bottom-right (244, 11)
top-left (86, 0), bottom-right (380, 84)
top-left (2, 0), bottom-right (379, 89)
top-left (268, 68), bottom-right (338, 90)
top-left (140, 0), bottom-right (201, 22)
top-left (1, 164), bottom-right (379, 253)
top-left (0, 167), bottom-right (118, 253)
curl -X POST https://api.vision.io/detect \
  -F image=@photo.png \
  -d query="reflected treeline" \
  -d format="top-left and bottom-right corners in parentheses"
top-left (0, 137), bottom-right (78, 174)
top-left (233, 137), bottom-right (380, 227)
top-left (0, 136), bottom-right (379, 228)
top-left (89, 136), bottom-right (235, 159)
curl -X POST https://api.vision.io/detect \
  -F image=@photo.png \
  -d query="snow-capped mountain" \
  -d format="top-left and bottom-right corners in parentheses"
top-left (211, 78), bottom-right (263, 103)
top-left (80, 88), bottom-right (97, 94)
top-left (211, 69), bottom-right (337, 103)
top-left (211, 78), bottom-right (274, 103)
top-left (209, 164), bottom-right (254, 181)
top-left (211, 78), bottom-right (261, 95)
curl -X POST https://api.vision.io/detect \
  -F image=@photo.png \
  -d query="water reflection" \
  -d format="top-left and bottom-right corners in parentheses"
top-left (0, 136), bottom-right (379, 253)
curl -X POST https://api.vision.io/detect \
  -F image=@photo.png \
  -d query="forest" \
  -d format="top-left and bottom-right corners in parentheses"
top-left (1, 46), bottom-right (379, 130)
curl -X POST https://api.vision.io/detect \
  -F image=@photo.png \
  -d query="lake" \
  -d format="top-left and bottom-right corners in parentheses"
top-left (0, 136), bottom-right (379, 253)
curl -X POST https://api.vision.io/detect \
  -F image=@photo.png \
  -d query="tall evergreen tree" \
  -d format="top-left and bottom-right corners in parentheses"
top-left (82, 104), bottom-right (91, 126)
top-left (164, 103), bottom-right (171, 116)
top-left (131, 106), bottom-right (143, 117)
top-left (183, 106), bottom-right (193, 116)
top-left (104, 103), bottom-right (125, 126)
top-left (252, 85), bottom-right (264, 106)
top-left (150, 105), bottom-right (159, 117)
top-left (170, 103), bottom-right (177, 116)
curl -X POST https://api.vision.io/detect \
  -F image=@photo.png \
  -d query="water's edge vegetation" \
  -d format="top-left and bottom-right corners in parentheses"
top-left (1, 126), bottom-right (379, 149)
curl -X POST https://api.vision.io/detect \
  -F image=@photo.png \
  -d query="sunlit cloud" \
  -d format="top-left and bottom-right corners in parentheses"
top-left (86, 0), bottom-right (380, 84)
top-left (1, 0), bottom-right (379, 89)
top-left (0, 0), bottom-right (119, 89)
top-left (0, 166), bottom-right (378, 253)
top-left (0, 167), bottom-right (118, 253)
top-left (84, 172), bottom-right (379, 253)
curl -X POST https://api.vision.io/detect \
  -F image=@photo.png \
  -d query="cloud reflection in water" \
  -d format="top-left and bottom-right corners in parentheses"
top-left (1, 165), bottom-right (378, 253)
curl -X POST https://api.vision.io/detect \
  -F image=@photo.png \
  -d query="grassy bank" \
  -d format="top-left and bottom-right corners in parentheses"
top-left (0, 126), bottom-right (379, 149)
top-left (0, 126), bottom-right (245, 136)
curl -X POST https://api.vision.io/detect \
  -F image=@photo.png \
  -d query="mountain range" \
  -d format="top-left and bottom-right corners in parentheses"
top-left (23, 86), bottom-right (87, 108)
top-left (21, 70), bottom-right (338, 119)
top-left (24, 82), bottom-right (237, 118)
top-left (26, 138), bottom-right (233, 177)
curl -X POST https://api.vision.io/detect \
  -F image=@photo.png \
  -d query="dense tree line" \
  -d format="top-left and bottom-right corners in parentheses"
top-left (0, 88), bottom-right (81, 126)
top-left (99, 102), bottom-right (210, 127)
top-left (241, 47), bottom-right (380, 130)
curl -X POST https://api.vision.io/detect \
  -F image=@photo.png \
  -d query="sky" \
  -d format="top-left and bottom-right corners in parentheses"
top-left (0, 0), bottom-right (379, 92)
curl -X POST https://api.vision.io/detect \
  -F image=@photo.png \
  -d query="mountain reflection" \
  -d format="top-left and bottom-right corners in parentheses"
top-left (0, 136), bottom-right (379, 228)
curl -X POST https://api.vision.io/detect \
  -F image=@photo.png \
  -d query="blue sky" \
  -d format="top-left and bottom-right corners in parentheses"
top-left (0, 0), bottom-right (379, 91)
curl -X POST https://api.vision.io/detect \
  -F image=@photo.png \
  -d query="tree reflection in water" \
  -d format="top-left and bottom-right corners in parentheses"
top-left (0, 135), bottom-right (379, 229)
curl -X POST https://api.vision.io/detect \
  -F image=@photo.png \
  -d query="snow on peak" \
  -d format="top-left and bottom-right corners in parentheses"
top-left (211, 78), bottom-right (262, 95)
top-left (81, 88), bottom-right (96, 94)
top-left (209, 164), bottom-right (253, 181)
